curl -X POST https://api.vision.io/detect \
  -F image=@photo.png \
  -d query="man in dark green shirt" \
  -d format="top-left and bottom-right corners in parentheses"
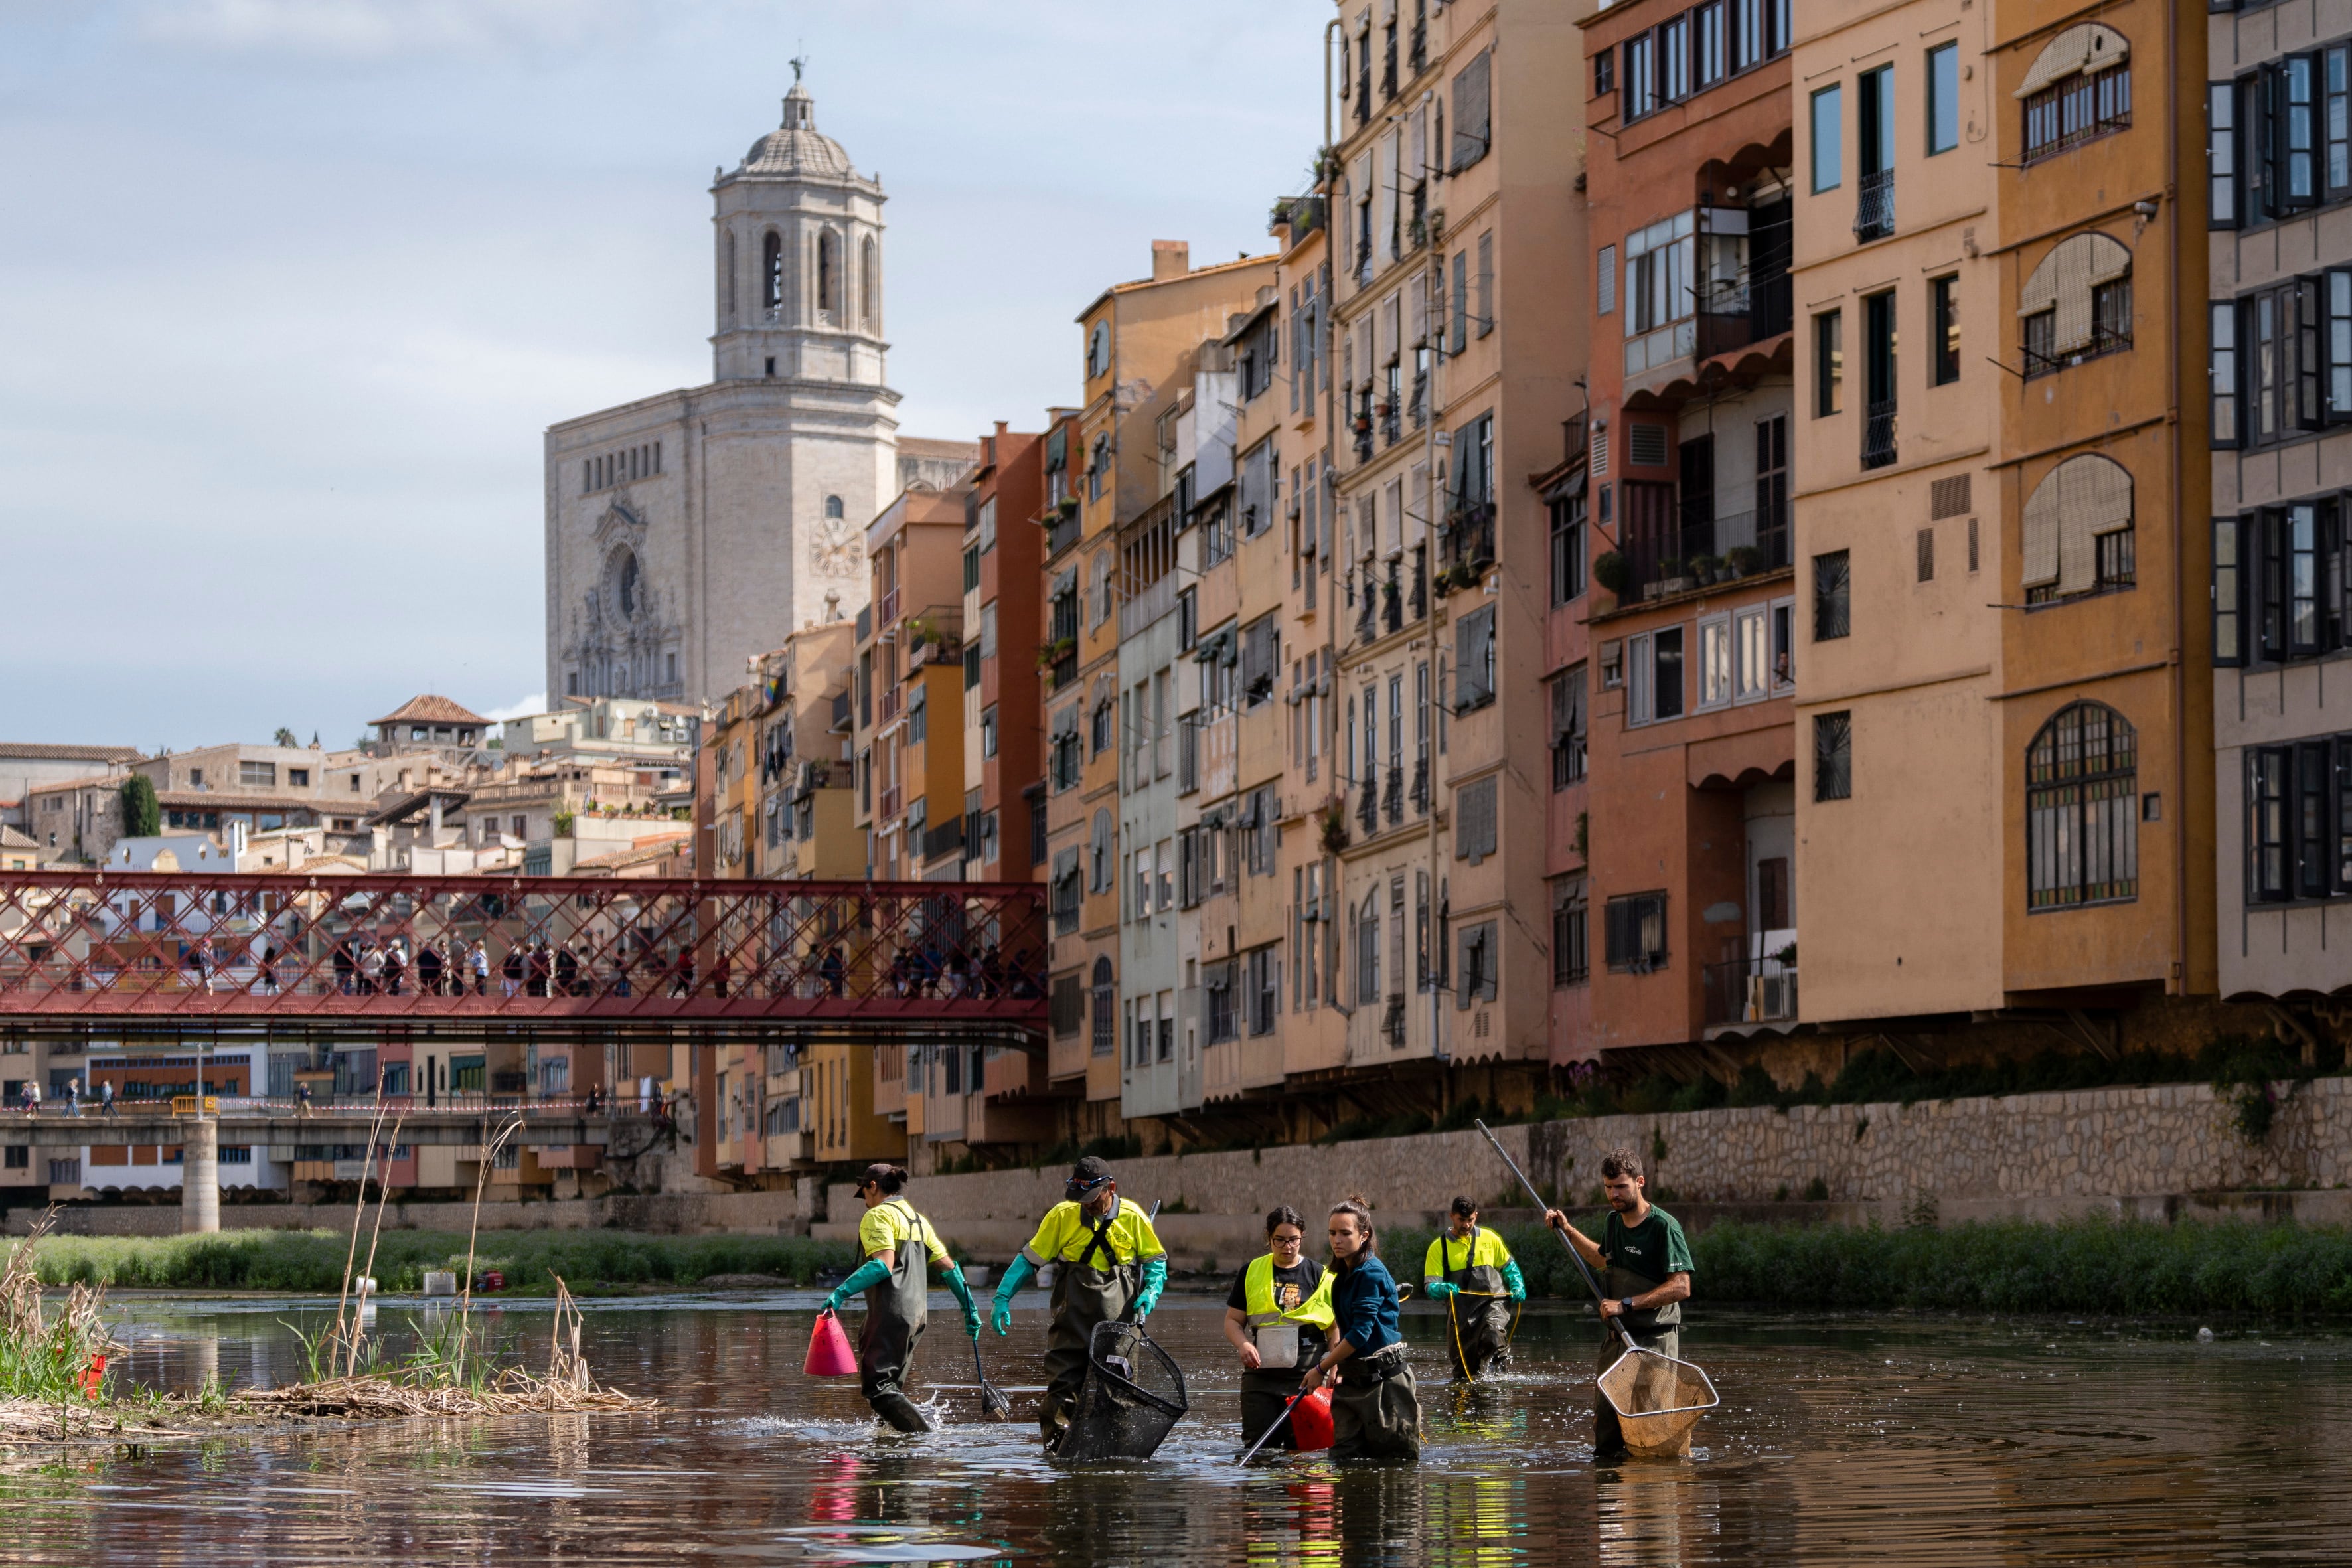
top-left (1545, 1145), bottom-right (1695, 1460)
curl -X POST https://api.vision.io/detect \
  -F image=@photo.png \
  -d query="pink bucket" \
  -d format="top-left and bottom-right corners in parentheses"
top-left (805, 1310), bottom-right (858, 1378)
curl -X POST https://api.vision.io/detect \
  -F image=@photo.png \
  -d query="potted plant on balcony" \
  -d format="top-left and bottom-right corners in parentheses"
top-left (1593, 550), bottom-right (1629, 598)
top-left (1318, 803), bottom-right (1350, 854)
top-left (1725, 545), bottom-right (1761, 580)
top-left (1056, 497), bottom-right (1080, 520)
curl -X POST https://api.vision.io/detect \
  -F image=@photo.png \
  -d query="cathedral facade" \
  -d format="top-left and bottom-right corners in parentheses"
top-left (544, 79), bottom-right (973, 707)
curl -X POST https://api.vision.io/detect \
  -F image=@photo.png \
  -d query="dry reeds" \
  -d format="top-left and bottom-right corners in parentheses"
top-left (232, 1368), bottom-right (654, 1421)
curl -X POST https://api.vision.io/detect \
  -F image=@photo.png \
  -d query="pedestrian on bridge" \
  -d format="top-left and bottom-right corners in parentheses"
top-left (63, 1077), bottom-right (79, 1117)
top-left (501, 945), bottom-right (524, 998)
top-left (1423, 1196), bottom-right (1525, 1383)
top-left (20, 1079), bottom-right (39, 1117)
top-left (989, 1155), bottom-right (1168, 1451)
top-left (469, 939), bottom-right (489, 996)
top-left (821, 1162), bottom-right (980, 1434)
top-left (418, 939), bottom-right (443, 995)
top-left (99, 1079), bottom-right (116, 1119)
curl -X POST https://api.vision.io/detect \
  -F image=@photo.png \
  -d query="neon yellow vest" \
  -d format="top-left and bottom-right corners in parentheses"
top-left (1243, 1253), bottom-right (1336, 1329)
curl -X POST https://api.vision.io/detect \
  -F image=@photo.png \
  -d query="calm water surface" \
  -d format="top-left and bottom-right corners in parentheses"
top-left (3, 1292), bottom-right (2345, 1565)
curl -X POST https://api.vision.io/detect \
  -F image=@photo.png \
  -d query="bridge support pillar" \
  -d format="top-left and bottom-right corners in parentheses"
top-left (181, 1118), bottom-right (218, 1234)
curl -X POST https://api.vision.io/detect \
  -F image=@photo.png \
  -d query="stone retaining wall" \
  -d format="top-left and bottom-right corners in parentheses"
top-left (5, 1188), bottom-right (810, 1239)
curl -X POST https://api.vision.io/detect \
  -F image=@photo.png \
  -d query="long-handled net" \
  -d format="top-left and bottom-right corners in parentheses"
top-left (1474, 1121), bottom-right (1719, 1457)
top-left (1052, 1320), bottom-right (1187, 1462)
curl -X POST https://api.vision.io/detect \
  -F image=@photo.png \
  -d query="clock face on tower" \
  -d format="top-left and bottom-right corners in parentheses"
top-left (810, 512), bottom-right (863, 580)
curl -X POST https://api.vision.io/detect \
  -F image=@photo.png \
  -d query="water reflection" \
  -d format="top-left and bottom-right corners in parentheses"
top-left (2, 1298), bottom-right (2345, 1565)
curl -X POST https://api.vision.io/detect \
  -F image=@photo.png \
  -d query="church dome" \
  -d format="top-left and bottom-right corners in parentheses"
top-left (740, 82), bottom-right (854, 179)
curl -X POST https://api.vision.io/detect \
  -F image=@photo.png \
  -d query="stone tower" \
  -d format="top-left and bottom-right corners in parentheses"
top-left (544, 77), bottom-right (961, 708)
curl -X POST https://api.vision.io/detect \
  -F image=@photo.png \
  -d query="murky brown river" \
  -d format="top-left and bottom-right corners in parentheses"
top-left (4, 1292), bottom-right (2345, 1565)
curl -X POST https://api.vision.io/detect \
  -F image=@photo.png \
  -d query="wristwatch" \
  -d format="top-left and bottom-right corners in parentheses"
top-left (1619, 1298), bottom-right (1638, 1315)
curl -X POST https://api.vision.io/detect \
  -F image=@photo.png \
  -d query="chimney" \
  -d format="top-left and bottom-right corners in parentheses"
top-left (1151, 240), bottom-right (1190, 282)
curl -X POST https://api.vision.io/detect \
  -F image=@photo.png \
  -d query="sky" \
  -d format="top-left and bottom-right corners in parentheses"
top-left (0, 0), bottom-right (1325, 752)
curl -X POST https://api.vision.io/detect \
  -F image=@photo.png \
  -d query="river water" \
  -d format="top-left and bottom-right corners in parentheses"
top-left (5, 1291), bottom-right (2347, 1565)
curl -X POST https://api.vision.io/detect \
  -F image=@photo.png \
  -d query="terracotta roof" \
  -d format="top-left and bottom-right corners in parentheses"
top-left (0, 826), bottom-right (37, 850)
top-left (0, 744), bottom-right (141, 763)
top-left (292, 855), bottom-right (368, 875)
top-left (28, 775), bottom-right (130, 795)
top-left (370, 695), bottom-right (491, 728)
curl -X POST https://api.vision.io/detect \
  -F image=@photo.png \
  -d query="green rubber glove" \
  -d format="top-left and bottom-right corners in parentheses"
top-left (824, 1257), bottom-right (890, 1312)
top-left (1502, 1260), bottom-right (1526, 1302)
top-left (1423, 1280), bottom-right (1459, 1300)
top-left (1132, 1255), bottom-right (1168, 1320)
top-left (942, 1263), bottom-right (981, 1340)
top-left (991, 1254), bottom-right (1036, 1336)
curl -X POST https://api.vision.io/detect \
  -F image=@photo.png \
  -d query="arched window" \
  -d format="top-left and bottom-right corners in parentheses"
top-left (1357, 890), bottom-right (1382, 1004)
top-left (817, 230), bottom-right (840, 319)
top-left (725, 230), bottom-right (738, 319)
top-left (824, 494), bottom-right (844, 520)
top-left (2019, 231), bottom-right (2132, 374)
top-left (2027, 701), bottom-right (2138, 909)
top-left (1090, 955), bottom-right (1115, 1056)
top-left (2021, 23), bottom-right (2130, 163)
top-left (860, 236), bottom-right (878, 328)
top-left (763, 231), bottom-right (783, 312)
top-left (2022, 453), bottom-right (2134, 603)
top-left (611, 548), bottom-right (641, 620)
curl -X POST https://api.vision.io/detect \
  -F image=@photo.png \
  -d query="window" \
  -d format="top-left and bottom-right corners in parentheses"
top-left (1450, 250), bottom-right (1468, 353)
top-left (1453, 606), bottom-right (1495, 710)
top-left (1812, 551), bottom-right (1852, 641)
top-left (1247, 947), bottom-right (1279, 1036)
top-left (1814, 710), bottom-right (1853, 801)
top-left (1597, 246), bottom-right (1616, 316)
top-left (1862, 290), bottom-right (1897, 467)
top-left (2021, 453), bottom-right (2133, 603)
top-left (2244, 501), bottom-right (2351, 662)
top-left (1931, 275), bottom-right (1960, 385)
top-left (1604, 892), bottom-right (1668, 972)
top-left (240, 761), bottom-right (275, 788)
top-left (1697, 614), bottom-right (1733, 709)
top-left (1855, 64), bottom-right (1894, 240)
top-left (1476, 232), bottom-right (1494, 338)
top-left (1625, 33), bottom-right (1656, 120)
top-left (2020, 232), bottom-right (2134, 377)
top-left (1926, 42), bottom-right (1959, 155)
top-left (1456, 921), bottom-right (1498, 1007)
top-left (1551, 666), bottom-right (1587, 789)
top-left (2027, 702), bottom-right (2138, 909)
top-left (2209, 81), bottom-right (2240, 230)
top-left (1814, 311), bottom-right (1843, 416)
top-left (1917, 526), bottom-right (1936, 583)
top-left (1695, 1), bottom-right (1725, 88)
top-left (1087, 321), bottom-right (1109, 379)
top-left (2246, 737), bottom-right (2352, 903)
top-left (2211, 301), bottom-right (2240, 447)
top-left (1810, 84), bottom-right (1843, 193)
top-left (1356, 890), bottom-right (1382, 1004)
top-left (1456, 775), bottom-right (1497, 862)
top-left (1595, 48), bottom-right (1615, 97)
top-left (1091, 957), bottom-right (1115, 1055)
top-left (1552, 880), bottom-right (1588, 986)
top-left (1550, 490), bottom-right (1586, 603)
top-left (1627, 627), bottom-right (1684, 724)
top-left (1450, 49), bottom-right (1491, 171)
top-left (1733, 605), bottom-right (1770, 701)
top-left (2021, 23), bottom-right (2130, 162)
top-left (2213, 517), bottom-right (2246, 668)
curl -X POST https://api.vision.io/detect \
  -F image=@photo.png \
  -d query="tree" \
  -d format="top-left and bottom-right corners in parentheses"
top-left (273, 727), bottom-right (298, 748)
top-left (119, 775), bottom-right (160, 838)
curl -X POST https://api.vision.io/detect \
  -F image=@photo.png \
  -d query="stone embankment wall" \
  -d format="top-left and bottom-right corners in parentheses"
top-left (822, 1078), bottom-right (2352, 1265)
top-left (8, 1188), bottom-right (811, 1239)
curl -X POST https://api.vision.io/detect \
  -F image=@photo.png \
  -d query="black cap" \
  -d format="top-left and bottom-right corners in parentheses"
top-left (1071, 1155), bottom-right (1113, 1186)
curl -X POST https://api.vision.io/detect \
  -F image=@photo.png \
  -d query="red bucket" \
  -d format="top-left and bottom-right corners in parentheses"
top-left (804, 1309), bottom-right (858, 1378)
top-left (1291, 1388), bottom-right (1334, 1450)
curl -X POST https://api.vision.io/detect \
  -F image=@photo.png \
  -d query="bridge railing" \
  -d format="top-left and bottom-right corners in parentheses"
top-left (0, 872), bottom-right (1047, 1023)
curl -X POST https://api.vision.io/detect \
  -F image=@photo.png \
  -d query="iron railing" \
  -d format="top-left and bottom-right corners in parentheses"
top-left (1862, 400), bottom-right (1898, 469)
top-left (1853, 170), bottom-right (1895, 242)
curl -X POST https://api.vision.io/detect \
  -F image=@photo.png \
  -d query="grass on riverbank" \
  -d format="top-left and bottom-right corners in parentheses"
top-left (1386, 1215), bottom-right (2352, 1319)
top-left (4, 1229), bottom-right (857, 1296)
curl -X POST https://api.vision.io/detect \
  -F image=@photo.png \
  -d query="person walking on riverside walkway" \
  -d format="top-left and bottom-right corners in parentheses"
top-left (989, 1155), bottom-right (1168, 1450)
top-left (1544, 1146), bottom-right (1694, 1461)
top-left (1298, 1197), bottom-right (1419, 1462)
top-left (821, 1162), bottom-right (980, 1433)
top-left (1423, 1196), bottom-right (1525, 1382)
top-left (1223, 1205), bottom-right (1333, 1450)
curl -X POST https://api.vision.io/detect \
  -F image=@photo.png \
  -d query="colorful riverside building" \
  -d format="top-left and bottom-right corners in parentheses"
top-left (2207, 2), bottom-right (2352, 1038)
top-left (1788, 0), bottom-right (2223, 1065)
top-left (1573, 0), bottom-right (1799, 1064)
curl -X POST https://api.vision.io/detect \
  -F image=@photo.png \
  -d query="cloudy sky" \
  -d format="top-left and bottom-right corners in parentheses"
top-left (0, 0), bottom-right (1323, 751)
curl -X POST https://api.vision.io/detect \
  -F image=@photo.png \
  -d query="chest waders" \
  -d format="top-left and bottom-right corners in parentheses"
top-left (1041, 1207), bottom-right (1138, 1448)
top-left (860, 1200), bottom-right (936, 1433)
top-left (1593, 1259), bottom-right (1681, 1456)
top-left (1439, 1228), bottom-right (1515, 1383)
top-left (1330, 1344), bottom-right (1421, 1462)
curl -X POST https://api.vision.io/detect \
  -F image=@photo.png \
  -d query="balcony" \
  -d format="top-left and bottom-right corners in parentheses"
top-left (877, 586), bottom-right (902, 628)
top-left (921, 816), bottom-right (964, 864)
top-left (1356, 773), bottom-right (1379, 838)
top-left (1381, 563), bottom-right (1403, 635)
top-left (1704, 955), bottom-right (1798, 1029)
top-left (1044, 509), bottom-right (1081, 558)
top-left (1694, 275), bottom-right (1792, 360)
top-left (2023, 321), bottom-right (2132, 380)
top-left (1438, 503), bottom-right (1495, 578)
top-left (878, 785), bottom-right (902, 823)
top-left (1615, 508), bottom-right (1787, 601)
top-left (1853, 170), bottom-right (1895, 242)
top-left (1354, 572), bottom-right (1379, 645)
top-left (876, 686), bottom-right (902, 725)
top-left (1863, 400), bottom-right (1897, 470)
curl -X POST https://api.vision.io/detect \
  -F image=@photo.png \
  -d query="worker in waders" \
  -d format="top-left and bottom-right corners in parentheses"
top-left (1298, 1198), bottom-right (1419, 1462)
top-left (988, 1155), bottom-right (1168, 1450)
top-left (1221, 1204), bottom-right (1334, 1450)
top-left (822, 1162), bottom-right (980, 1433)
top-left (1545, 1146), bottom-right (1694, 1461)
top-left (1422, 1196), bottom-right (1526, 1383)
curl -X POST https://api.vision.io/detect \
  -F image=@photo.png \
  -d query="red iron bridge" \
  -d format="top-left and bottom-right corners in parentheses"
top-left (0, 871), bottom-right (1047, 1048)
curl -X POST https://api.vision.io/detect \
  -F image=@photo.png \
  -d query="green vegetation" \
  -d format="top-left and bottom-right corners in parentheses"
top-left (1381, 1215), bottom-right (2352, 1319)
top-left (118, 775), bottom-right (160, 839)
top-left (5, 1229), bottom-right (856, 1296)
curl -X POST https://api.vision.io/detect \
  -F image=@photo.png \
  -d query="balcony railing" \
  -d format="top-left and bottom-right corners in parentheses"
top-left (1863, 400), bottom-right (1898, 470)
top-left (1044, 510), bottom-right (1081, 557)
top-left (1704, 955), bottom-right (1799, 1028)
top-left (877, 586), bottom-right (902, 627)
top-left (876, 686), bottom-right (902, 725)
top-left (1355, 571), bottom-right (1379, 644)
top-left (1381, 563), bottom-right (1403, 635)
top-left (1356, 773), bottom-right (1379, 838)
top-left (878, 785), bottom-right (902, 822)
top-left (2022, 323), bottom-right (2133, 380)
top-left (1439, 503), bottom-right (1496, 574)
top-left (921, 817), bottom-right (964, 863)
top-left (1854, 170), bottom-right (1895, 242)
top-left (1694, 274), bottom-right (1793, 360)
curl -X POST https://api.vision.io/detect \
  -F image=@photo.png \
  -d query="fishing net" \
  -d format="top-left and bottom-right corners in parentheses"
top-left (1052, 1321), bottom-right (1188, 1462)
top-left (1596, 1345), bottom-right (1719, 1458)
